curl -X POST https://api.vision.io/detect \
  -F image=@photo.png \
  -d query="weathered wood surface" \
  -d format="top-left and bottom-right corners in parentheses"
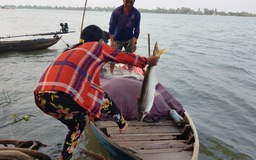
top-left (137, 151), bottom-right (192, 160)
top-left (0, 150), bottom-right (34, 160)
top-left (97, 119), bottom-right (177, 127)
top-left (110, 133), bottom-right (177, 141)
top-left (95, 119), bottom-right (197, 160)
top-left (0, 139), bottom-right (51, 160)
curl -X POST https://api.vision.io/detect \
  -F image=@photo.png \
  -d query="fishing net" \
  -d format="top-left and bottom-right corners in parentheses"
top-left (100, 77), bottom-right (185, 120)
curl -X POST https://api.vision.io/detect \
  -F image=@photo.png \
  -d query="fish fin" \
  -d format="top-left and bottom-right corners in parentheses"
top-left (157, 48), bottom-right (166, 56)
top-left (153, 41), bottom-right (166, 56)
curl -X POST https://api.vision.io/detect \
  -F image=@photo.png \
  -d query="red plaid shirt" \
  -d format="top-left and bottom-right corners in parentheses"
top-left (35, 42), bottom-right (147, 118)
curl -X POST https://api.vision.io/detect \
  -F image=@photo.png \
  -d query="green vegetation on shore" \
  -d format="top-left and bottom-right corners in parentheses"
top-left (1, 5), bottom-right (256, 17)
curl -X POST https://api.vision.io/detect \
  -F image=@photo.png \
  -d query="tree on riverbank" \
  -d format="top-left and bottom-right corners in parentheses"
top-left (1, 5), bottom-right (255, 17)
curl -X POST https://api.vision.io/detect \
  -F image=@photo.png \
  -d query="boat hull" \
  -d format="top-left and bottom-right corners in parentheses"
top-left (90, 122), bottom-right (139, 160)
top-left (90, 112), bottom-right (199, 160)
top-left (0, 36), bottom-right (60, 52)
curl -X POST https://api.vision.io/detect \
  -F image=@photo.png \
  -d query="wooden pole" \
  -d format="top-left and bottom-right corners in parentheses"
top-left (148, 34), bottom-right (150, 56)
top-left (80, 0), bottom-right (88, 41)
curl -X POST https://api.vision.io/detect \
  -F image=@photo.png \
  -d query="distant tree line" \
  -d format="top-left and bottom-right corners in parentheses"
top-left (1, 5), bottom-right (256, 17)
top-left (140, 7), bottom-right (255, 17)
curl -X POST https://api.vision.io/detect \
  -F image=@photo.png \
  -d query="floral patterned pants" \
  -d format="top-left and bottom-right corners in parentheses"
top-left (34, 91), bottom-right (126, 160)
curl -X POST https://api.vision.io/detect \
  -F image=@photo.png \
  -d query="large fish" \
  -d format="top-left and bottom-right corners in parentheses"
top-left (137, 42), bottom-right (166, 121)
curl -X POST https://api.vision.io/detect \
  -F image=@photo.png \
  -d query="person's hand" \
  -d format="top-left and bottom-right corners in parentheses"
top-left (110, 42), bottom-right (114, 48)
top-left (147, 56), bottom-right (160, 66)
top-left (133, 43), bottom-right (137, 52)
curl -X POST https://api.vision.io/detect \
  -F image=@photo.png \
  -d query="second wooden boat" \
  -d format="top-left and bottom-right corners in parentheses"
top-left (0, 36), bottom-right (60, 52)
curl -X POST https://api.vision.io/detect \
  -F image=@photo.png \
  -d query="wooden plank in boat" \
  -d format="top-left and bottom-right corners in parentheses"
top-left (105, 125), bottom-right (182, 134)
top-left (129, 120), bottom-right (177, 126)
top-left (131, 147), bottom-right (189, 154)
top-left (110, 132), bottom-right (177, 137)
top-left (115, 139), bottom-right (187, 150)
top-left (109, 133), bottom-right (176, 141)
top-left (136, 151), bottom-right (192, 160)
top-left (96, 120), bottom-right (177, 127)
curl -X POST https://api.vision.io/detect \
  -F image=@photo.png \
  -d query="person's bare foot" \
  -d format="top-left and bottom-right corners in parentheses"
top-left (119, 122), bottom-right (128, 134)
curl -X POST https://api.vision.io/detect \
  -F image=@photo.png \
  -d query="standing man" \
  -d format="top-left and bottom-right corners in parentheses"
top-left (109, 0), bottom-right (141, 74)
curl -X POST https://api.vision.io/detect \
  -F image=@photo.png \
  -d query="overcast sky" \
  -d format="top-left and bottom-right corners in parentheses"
top-left (1, 0), bottom-right (256, 14)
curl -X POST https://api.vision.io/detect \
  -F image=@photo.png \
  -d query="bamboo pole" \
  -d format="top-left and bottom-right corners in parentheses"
top-left (80, 0), bottom-right (88, 41)
top-left (148, 34), bottom-right (151, 56)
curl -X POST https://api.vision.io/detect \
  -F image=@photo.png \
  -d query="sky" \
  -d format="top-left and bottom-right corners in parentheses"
top-left (1, 0), bottom-right (256, 14)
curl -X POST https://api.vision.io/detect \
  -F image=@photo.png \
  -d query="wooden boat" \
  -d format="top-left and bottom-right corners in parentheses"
top-left (0, 36), bottom-right (60, 52)
top-left (90, 63), bottom-right (199, 160)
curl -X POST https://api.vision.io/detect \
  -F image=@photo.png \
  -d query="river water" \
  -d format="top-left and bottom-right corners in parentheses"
top-left (0, 9), bottom-right (255, 160)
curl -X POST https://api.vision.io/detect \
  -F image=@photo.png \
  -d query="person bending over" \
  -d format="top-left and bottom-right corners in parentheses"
top-left (34, 24), bottom-right (159, 160)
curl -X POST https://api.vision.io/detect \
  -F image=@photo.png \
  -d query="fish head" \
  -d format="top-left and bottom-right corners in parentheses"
top-left (137, 111), bottom-right (147, 121)
top-left (137, 96), bottom-right (147, 121)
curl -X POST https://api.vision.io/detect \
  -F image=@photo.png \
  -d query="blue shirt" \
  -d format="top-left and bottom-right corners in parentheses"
top-left (109, 5), bottom-right (141, 41)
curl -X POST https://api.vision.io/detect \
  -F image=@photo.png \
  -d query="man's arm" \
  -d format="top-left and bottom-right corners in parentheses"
top-left (109, 34), bottom-right (114, 48)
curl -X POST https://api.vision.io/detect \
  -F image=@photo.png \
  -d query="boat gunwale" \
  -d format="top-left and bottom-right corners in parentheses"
top-left (184, 111), bottom-right (199, 160)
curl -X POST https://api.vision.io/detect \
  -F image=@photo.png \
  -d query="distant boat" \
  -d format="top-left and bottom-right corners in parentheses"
top-left (0, 36), bottom-right (60, 52)
top-left (0, 23), bottom-right (75, 53)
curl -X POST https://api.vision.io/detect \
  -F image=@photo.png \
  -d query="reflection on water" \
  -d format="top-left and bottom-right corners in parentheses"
top-left (199, 134), bottom-right (254, 160)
